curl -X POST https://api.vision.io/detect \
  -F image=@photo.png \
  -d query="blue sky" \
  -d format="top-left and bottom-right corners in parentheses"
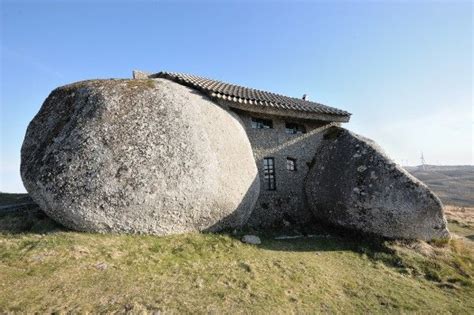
top-left (1, 0), bottom-right (472, 192)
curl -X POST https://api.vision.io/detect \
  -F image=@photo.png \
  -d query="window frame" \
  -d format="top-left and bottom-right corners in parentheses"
top-left (251, 117), bottom-right (273, 129)
top-left (263, 157), bottom-right (276, 191)
top-left (285, 122), bottom-right (306, 135)
top-left (286, 157), bottom-right (297, 171)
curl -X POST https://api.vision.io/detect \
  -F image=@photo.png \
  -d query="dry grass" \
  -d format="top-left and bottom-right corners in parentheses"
top-left (405, 165), bottom-right (474, 207)
top-left (445, 206), bottom-right (474, 241)
top-left (445, 206), bottom-right (474, 226)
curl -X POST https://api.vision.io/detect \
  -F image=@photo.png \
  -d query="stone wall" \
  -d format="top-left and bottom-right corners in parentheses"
top-left (218, 101), bottom-right (337, 227)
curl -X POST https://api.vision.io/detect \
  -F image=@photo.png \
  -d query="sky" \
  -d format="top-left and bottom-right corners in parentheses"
top-left (0, 0), bottom-right (472, 193)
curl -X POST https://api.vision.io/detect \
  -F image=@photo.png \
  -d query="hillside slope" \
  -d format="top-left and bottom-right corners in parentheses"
top-left (405, 165), bottom-right (474, 207)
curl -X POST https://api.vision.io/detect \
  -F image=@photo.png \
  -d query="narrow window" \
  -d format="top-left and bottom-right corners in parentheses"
top-left (263, 157), bottom-right (276, 190)
top-left (251, 117), bottom-right (273, 129)
top-left (287, 158), bottom-right (297, 171)
top-left (285, 122), bottom-right (306, 134)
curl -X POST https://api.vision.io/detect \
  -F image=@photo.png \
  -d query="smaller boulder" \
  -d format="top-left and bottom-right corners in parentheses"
top-left (241, 235), bottom-right (262, 245)
top-left (305, 127), bottom-right (450, 241)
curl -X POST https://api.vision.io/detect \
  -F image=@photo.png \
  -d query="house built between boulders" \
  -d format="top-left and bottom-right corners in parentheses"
top-left (20, 70), bottom-right (449, 240)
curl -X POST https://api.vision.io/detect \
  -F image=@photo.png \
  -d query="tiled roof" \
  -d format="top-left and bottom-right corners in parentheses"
top-left (151, 71), bottom-right (351, 121)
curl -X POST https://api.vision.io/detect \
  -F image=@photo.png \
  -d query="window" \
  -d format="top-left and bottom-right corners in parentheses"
top-left (263, 157), bottom-right (276, 190)
top-left (287, 158), bottom-right (297, 171)
top-left (251, 117), bottom-right (273, 129)
top-left (285, 122), bottom-right (306, 134)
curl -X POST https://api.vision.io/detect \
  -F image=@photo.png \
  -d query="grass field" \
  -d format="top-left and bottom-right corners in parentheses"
top-left (446, 206), bottom-right (474, 241)
top-left (1, 201), bottom-right (473, 313)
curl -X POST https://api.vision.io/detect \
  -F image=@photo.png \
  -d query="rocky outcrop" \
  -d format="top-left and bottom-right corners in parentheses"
top-left (21, 78), bottom-right (260, 235)
top-left (305, 127), bottom-right (449, 240)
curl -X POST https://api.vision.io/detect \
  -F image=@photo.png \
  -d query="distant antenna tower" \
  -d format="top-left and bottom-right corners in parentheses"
top-left (420, 152), bottom-right (426, 170)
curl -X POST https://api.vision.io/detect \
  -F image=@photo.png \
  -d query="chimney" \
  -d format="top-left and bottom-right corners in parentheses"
top-left (302, 94), bottom-right (307, 100)
top-left (132, 70), bottom-right (151, 79)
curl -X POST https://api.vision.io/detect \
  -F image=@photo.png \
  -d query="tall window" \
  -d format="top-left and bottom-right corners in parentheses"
top-left (263, 157), bottom-right (276, 190)
top-left (286, 157), bottom-right (297, 171)
top-left (285, 122), bottom-right (306, 134)
top-left (251, 117), bottom-right (273, 129)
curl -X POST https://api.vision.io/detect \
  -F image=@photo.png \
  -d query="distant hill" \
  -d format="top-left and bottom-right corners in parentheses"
top-left (0, 192), bottom-right (32, 207)
top-left (405, 165), bottom-right (474, 207)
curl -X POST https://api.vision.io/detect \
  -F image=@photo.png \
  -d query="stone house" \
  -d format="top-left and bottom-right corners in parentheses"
top-left (21, 70), bottom-right (448, 240)
top-left (134, 71), bottom-right (351, 227)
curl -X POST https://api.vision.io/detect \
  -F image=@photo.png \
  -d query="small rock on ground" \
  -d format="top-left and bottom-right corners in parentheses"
top-left (241, 235), bottom-right (261, 245)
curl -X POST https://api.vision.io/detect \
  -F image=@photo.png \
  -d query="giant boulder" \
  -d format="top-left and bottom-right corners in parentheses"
top-left (305, 127), bottom-right (449, 240)
top-left (21, 78), bottom-right (260, 235)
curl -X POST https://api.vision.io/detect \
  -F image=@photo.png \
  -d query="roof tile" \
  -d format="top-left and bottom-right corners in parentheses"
top-left (153, 71), bottom-right (351, 118)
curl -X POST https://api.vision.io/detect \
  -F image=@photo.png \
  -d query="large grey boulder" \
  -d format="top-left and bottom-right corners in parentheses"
top-left (305, 127), bottom-right (449, 240)
top-left (21, 78), bottom-right (260, 235)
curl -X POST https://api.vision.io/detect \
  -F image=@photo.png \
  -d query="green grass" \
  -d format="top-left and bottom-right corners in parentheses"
top-left (449, 221), bottom-right (474, 241)
top-left (1, 207), bottom-right (473, 313)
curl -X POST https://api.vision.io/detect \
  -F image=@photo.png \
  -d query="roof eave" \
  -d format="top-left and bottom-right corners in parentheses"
top-left (218, 99), bottom-right (351, 123)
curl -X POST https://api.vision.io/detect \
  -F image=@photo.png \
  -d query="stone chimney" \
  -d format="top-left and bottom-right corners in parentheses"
top-left (132, 70), bottom-right (151, 79)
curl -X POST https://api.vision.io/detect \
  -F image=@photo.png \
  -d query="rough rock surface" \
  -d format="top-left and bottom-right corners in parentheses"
top-left (305, 127), bottom-right (450, 240)
top-left (21, 78), bottom-right (260, 235)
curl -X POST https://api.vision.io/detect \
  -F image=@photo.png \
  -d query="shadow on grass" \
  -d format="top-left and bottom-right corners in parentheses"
top-left (257, 235), bottom-right (358, 253)
top-left (225, 219), bottom-right (392, 256)
top-left (0, 204), bottom-right (390, 258)
top-left (0, 206), bottom-right (66, 234)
